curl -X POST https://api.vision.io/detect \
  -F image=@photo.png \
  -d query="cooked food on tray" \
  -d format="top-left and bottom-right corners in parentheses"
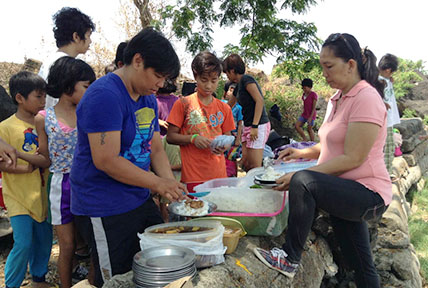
top-left (174, 199), bottom-right (210, 216)
top-left (150, 226), bottom-right (212, 234)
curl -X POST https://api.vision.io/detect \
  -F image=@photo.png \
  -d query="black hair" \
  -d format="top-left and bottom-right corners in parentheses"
top-left (223, 81), bottom-right (237, 92)
top-left (53, 7), bottom-right (95, 48)
top-left (182, 82), bottom-right (197, 96)
top-left (222, 54), bottom-right (246, 74)
top-left (301, 78), bottom-right (313, 88)
top-left (157, 79), bottom-right (177, 94)
top-left (114, 41), bottom-right (128, 67)
top-left (322, 33), bottom-right (384, 98)
top-left (123, 28), bottom-right (180, 80)
top-left (9, 71), bottom-right (46, 105)
top-left (191, 51), bottom-right (222, 78)
top-left (378, 53), bottom-right (399, 73)
top-left (46, 56), bottom-right (96, 99)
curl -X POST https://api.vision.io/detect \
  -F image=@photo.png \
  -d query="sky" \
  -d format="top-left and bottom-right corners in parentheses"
top-left (1, 0), bottom-right (427, 76)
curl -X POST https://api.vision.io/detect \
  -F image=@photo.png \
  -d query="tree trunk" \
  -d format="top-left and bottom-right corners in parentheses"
top-left (133, 0), bottom-right (152, 28)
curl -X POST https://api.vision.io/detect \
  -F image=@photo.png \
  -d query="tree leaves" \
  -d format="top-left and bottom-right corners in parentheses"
top-left (156, 0), bottom-right (320, 69)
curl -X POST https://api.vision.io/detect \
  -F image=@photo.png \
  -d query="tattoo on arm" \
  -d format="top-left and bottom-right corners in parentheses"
top-left (100, 132), bottom-right (106, 145)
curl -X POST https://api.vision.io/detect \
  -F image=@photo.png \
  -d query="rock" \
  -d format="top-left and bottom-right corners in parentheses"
top-left (402, 140), bottom-right (428, 167)
top-left (0, 85), bottom-right (17, 122)
top-left (395, 118), bottom-right (425, 152)
top-left (21, 58), bottom-right (42, 73)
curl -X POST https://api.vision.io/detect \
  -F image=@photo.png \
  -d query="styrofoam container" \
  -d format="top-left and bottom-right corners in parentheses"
top-left (143, 220), bottom-right (222, 242)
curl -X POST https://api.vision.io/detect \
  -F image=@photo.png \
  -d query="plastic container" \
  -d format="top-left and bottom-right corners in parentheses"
top-left (138, 220), bottom-right (226, 268)
top-left (223, 227), bottom-right (242, 254)
top-left (142, 220), bottom-right (222, 242)
top-left (191, 217), bottom-right (246, 255)
top-left (194, 160), bottom-right (317, 236)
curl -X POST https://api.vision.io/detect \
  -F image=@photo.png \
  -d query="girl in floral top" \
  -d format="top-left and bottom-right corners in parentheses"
top-left (35, 56), bottom-right (95, 288)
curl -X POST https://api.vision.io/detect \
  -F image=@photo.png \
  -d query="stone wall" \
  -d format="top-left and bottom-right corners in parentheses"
top-left (103, 118), bottom-right (426, 288)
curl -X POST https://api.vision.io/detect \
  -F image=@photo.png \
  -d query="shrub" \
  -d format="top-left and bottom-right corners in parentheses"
top-left (393, 59), bottom-right (425, 99)
top-left (402, 108), bottom-right (418, 118)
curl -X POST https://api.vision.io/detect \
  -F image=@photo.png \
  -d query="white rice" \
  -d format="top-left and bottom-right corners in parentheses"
top-left (175, 200), bottom-right (209, 216)
top-left (260, 166), bottom-right (285, 181)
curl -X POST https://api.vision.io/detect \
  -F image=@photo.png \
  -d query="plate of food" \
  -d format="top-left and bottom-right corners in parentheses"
top-left (254, 166), bottom-right (285, 184)
top-left (168, 199), bottom-right (217, 217)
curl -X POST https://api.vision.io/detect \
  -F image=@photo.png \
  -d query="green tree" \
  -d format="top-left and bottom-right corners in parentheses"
top-left (393, 58), bottom-right (425, 99)
top-left (156, 0), bottom-right (320, 65)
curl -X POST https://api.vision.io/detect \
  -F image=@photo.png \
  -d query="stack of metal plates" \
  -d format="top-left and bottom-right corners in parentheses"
top-left (133, 245), bottom-right (197, 288)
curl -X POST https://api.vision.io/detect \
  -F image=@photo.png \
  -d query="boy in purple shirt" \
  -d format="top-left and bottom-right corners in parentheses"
top-left (295, 78), bottom-right (317, 141)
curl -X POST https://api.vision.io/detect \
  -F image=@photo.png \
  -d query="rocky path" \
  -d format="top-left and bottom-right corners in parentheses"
top-left (0, 232), bottom-right (61, 287)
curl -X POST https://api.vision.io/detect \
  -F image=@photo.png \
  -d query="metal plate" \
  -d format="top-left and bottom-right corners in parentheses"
top-left (168, 200), bottom-right (217, 217)
top-left (133, 246), bottom-right (195, 272)
top-left (253, 179), bottom-right (278, 188)
top-left (254, 173), bottom-right (279, 184)
top-left (134, 267), bottom-right (196, 283)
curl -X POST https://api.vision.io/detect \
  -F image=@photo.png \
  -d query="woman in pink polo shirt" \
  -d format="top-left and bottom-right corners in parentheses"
top-left (253, 33), bottom-right (391, 288)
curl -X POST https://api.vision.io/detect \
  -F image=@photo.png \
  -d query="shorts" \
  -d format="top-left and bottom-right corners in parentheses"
top-left (242, 122), bottom-right (271, 149)
top-left (47, 172), bottom-right (73, 225)
top-left (74, 198), bottom-right (163, 287)
top-left (298, 115), bottom-right (315, 127)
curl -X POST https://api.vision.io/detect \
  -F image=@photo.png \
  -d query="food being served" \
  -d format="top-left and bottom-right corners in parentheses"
top-left (259, 166), bottom-right (285, 181)
top-left (175, 199), bottom-right (210, 216)
top-left (150, 226), bottom-right (212, 234)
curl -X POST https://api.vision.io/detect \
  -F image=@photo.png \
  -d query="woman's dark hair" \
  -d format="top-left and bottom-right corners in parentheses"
top-left (322, 33), bottom-right (384, 98)
top-left (157, 79), bottom-right (177, 94)
top-left (9, 71), bottom-right (46, 105)
top-left (191, 51), bottom-right (222, 78)
top-left (46, 56), bottom-right (96, 98)
top-left (53, 7), bottom-right (95, 48)
top-left (222, 54), bottom-right (246, 74)
top-left (301, 78), bottom-right (313, 88)
top-left (123, 28), bottom-right (180, 81)
top-left (378, 53), bottom-right (399, 73)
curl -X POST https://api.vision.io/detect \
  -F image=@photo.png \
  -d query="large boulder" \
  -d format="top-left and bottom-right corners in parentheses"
top-left (0, 85), bottom-right (17, 122)
top-left (397, 78), bottom-right (428, 118)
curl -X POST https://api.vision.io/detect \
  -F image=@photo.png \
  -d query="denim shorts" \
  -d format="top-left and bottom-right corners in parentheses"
top-left (298, 115), bottom-right (315, 127)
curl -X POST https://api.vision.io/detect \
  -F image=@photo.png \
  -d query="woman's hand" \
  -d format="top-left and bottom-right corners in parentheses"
top-left (274, 172), bottom-right (295, 191)
top-left (250, 127), bottom-right (258, 141)
top-left (0, 139), bottom-right (17, 168)
top-left (278, 148), bottom-right (303, 162)
top-left (194, 135), bottom-right (212, 149)
top-left (153, 178), bottom-right (187, 202)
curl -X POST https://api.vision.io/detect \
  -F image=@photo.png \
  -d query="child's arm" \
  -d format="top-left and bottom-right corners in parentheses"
top-left (0, 161), bottom-right (34, 174)
top-left (18, 115), bottom-right (51, 169)
top-left (166, 124), bottom-right (212, 149)
top-left (309, 98), bottom-right (318, 123)
top-left (235, 120), bottom-right (243, 146)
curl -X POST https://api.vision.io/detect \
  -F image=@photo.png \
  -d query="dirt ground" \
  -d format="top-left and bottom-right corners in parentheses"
top-left (0, 230), bottom-right (91, 287)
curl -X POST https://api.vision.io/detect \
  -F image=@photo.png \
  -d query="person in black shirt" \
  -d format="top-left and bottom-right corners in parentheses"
top-left (223, 54), bottom-right (270, 171)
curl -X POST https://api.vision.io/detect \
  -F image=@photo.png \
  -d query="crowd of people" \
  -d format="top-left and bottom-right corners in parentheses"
top-left (0, 6), bottom-right (401, 288)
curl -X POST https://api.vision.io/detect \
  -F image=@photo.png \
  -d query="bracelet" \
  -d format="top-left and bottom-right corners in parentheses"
top-left (190, 134), bottom-right (199, 144)
top-left (251, 124), bottom-right (258, 128)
